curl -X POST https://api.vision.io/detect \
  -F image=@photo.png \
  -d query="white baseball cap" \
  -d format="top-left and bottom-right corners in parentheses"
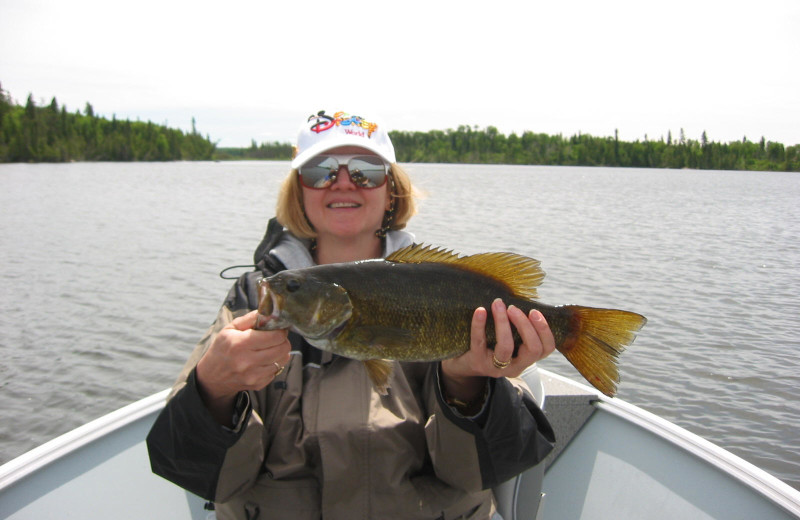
top-left (290, 110), bottom-right (397, 169)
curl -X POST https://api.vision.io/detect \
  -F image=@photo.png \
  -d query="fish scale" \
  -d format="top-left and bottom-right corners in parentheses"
top-left (325, 260), bottom-right (537, 359)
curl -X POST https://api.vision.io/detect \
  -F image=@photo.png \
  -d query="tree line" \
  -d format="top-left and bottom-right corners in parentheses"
top-left (389, 126), bottom-right (798, 172)
top-left (3, 83), bottom-right (797, 171)
top-left (222, 125), bottom-right (798, 172)
top-left (216, 140), bottom-right (294, 161)
top-left (0, 84), bottom-right (215, 162)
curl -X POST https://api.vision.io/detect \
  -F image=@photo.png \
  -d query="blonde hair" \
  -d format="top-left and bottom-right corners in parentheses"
top-left (275, 163), bottom-right (419, 239)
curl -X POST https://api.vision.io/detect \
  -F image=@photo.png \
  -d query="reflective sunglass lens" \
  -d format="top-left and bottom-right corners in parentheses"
top-left (348, 157), bottom-right (387, 188)
top-left (299, 155), bottom-right (388, 189)
top-left (299, 157), bottom-right (336, 188)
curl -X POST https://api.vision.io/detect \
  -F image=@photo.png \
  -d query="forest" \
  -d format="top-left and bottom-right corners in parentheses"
top-left (389, 126), bottom-right (799, 172)
top-left (2, 84), bottom-right (797, 171)
top-left (0, 84), bottom-right (215, 162)
top-left (223, 126), bottom-right (800, 171)
top-left (224, 126), bottom-right (799, 172)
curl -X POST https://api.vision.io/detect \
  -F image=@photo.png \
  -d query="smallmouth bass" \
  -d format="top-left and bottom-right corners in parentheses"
top-left (255, 244), bottom-right (647, 397)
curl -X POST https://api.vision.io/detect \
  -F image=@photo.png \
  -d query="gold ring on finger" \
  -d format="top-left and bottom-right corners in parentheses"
top-left (492, 354), bottom-right (511, 370)
top-left (273, 362), bottom-right (285, 376)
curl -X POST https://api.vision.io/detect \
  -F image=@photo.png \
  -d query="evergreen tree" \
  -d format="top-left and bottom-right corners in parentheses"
top-left (0, 87), bottom-right (216, 162)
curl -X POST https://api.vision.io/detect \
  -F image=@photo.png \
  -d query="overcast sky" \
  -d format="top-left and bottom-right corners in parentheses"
top-left (2, 0), bottom-right (798, 147)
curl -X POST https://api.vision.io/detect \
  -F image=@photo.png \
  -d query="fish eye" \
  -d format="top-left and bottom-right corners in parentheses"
top-left (286, 278), bottom-right (301, 292)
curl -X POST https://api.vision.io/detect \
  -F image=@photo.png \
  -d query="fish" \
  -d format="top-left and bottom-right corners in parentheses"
top-left (255, 244), bottom-right (647, 397)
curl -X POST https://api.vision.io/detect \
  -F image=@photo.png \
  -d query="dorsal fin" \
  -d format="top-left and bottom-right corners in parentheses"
top-left (386, 244), bottom-right (545, 300)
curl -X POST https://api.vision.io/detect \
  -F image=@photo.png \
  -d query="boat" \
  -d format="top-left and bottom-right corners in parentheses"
top-left (2, 367), bottom-right (799, 519)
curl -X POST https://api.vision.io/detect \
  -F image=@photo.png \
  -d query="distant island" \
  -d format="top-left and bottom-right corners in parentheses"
top-left (2, 84), bottom-right (797, 172)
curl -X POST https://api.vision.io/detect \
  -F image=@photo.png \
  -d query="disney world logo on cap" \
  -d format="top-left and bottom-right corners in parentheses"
top-left (291, 110), bottom-right (397, 169)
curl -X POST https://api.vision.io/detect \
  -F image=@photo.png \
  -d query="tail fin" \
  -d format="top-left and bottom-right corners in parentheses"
top-left (557, 306), bottom-right (647, 397)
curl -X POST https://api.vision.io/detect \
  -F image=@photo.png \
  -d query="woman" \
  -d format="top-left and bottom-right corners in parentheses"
top-left (147, 110), bottom-right (556, 520)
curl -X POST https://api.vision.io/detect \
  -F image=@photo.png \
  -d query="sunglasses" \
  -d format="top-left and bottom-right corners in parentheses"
top-left (298, 154), bottom-right (389, 189)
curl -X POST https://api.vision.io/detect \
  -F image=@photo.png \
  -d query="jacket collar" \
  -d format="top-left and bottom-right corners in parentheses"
top-left (254, 218), bottom-right (416, 271)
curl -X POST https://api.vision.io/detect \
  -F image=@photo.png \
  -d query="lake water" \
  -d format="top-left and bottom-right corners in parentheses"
top-left (1, 161), bottom-right (798, 490)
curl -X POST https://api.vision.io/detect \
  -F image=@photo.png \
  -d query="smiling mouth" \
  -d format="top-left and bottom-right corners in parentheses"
top-left (328, 202), bottom-right (361, 208)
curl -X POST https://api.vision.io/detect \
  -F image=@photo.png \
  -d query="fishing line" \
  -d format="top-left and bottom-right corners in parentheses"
top-left (219, 264), bottom-right (257, 280)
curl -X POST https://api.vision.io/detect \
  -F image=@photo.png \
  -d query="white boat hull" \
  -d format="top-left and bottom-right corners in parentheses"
top-left (0, 390), bottom-right (207, 519)
top-left (2, 370), bottom-right (799, 519)
top-left (539, 372), bottom-right (800, 519)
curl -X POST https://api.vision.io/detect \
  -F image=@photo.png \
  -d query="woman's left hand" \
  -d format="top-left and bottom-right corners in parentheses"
top-left (440, 298), bottom-right (556, 403)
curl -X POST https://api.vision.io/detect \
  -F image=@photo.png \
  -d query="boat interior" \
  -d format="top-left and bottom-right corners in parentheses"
top-left (2, 368), bottom-right (799, 519)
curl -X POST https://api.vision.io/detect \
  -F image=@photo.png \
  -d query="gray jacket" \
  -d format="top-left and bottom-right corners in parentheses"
top-left (147, 218), bottom-right (554, 520)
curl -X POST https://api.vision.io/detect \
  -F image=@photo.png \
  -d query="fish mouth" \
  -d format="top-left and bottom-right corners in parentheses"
top-left (255, 280), bottom-right (284, 330)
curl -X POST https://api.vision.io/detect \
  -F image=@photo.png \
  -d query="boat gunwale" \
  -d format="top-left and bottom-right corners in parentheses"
top-left (0, 388), bottom-right (170, 490)
top-left (544, 370), bottom-right (800, 517)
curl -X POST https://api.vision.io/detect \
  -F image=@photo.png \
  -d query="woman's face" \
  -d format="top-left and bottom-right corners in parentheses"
top-left (300, 146), bottom-right (391, 241)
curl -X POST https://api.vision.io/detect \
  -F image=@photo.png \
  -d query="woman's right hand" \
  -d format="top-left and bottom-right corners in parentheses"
top-left (195, 310), bottom-right (292, 425)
